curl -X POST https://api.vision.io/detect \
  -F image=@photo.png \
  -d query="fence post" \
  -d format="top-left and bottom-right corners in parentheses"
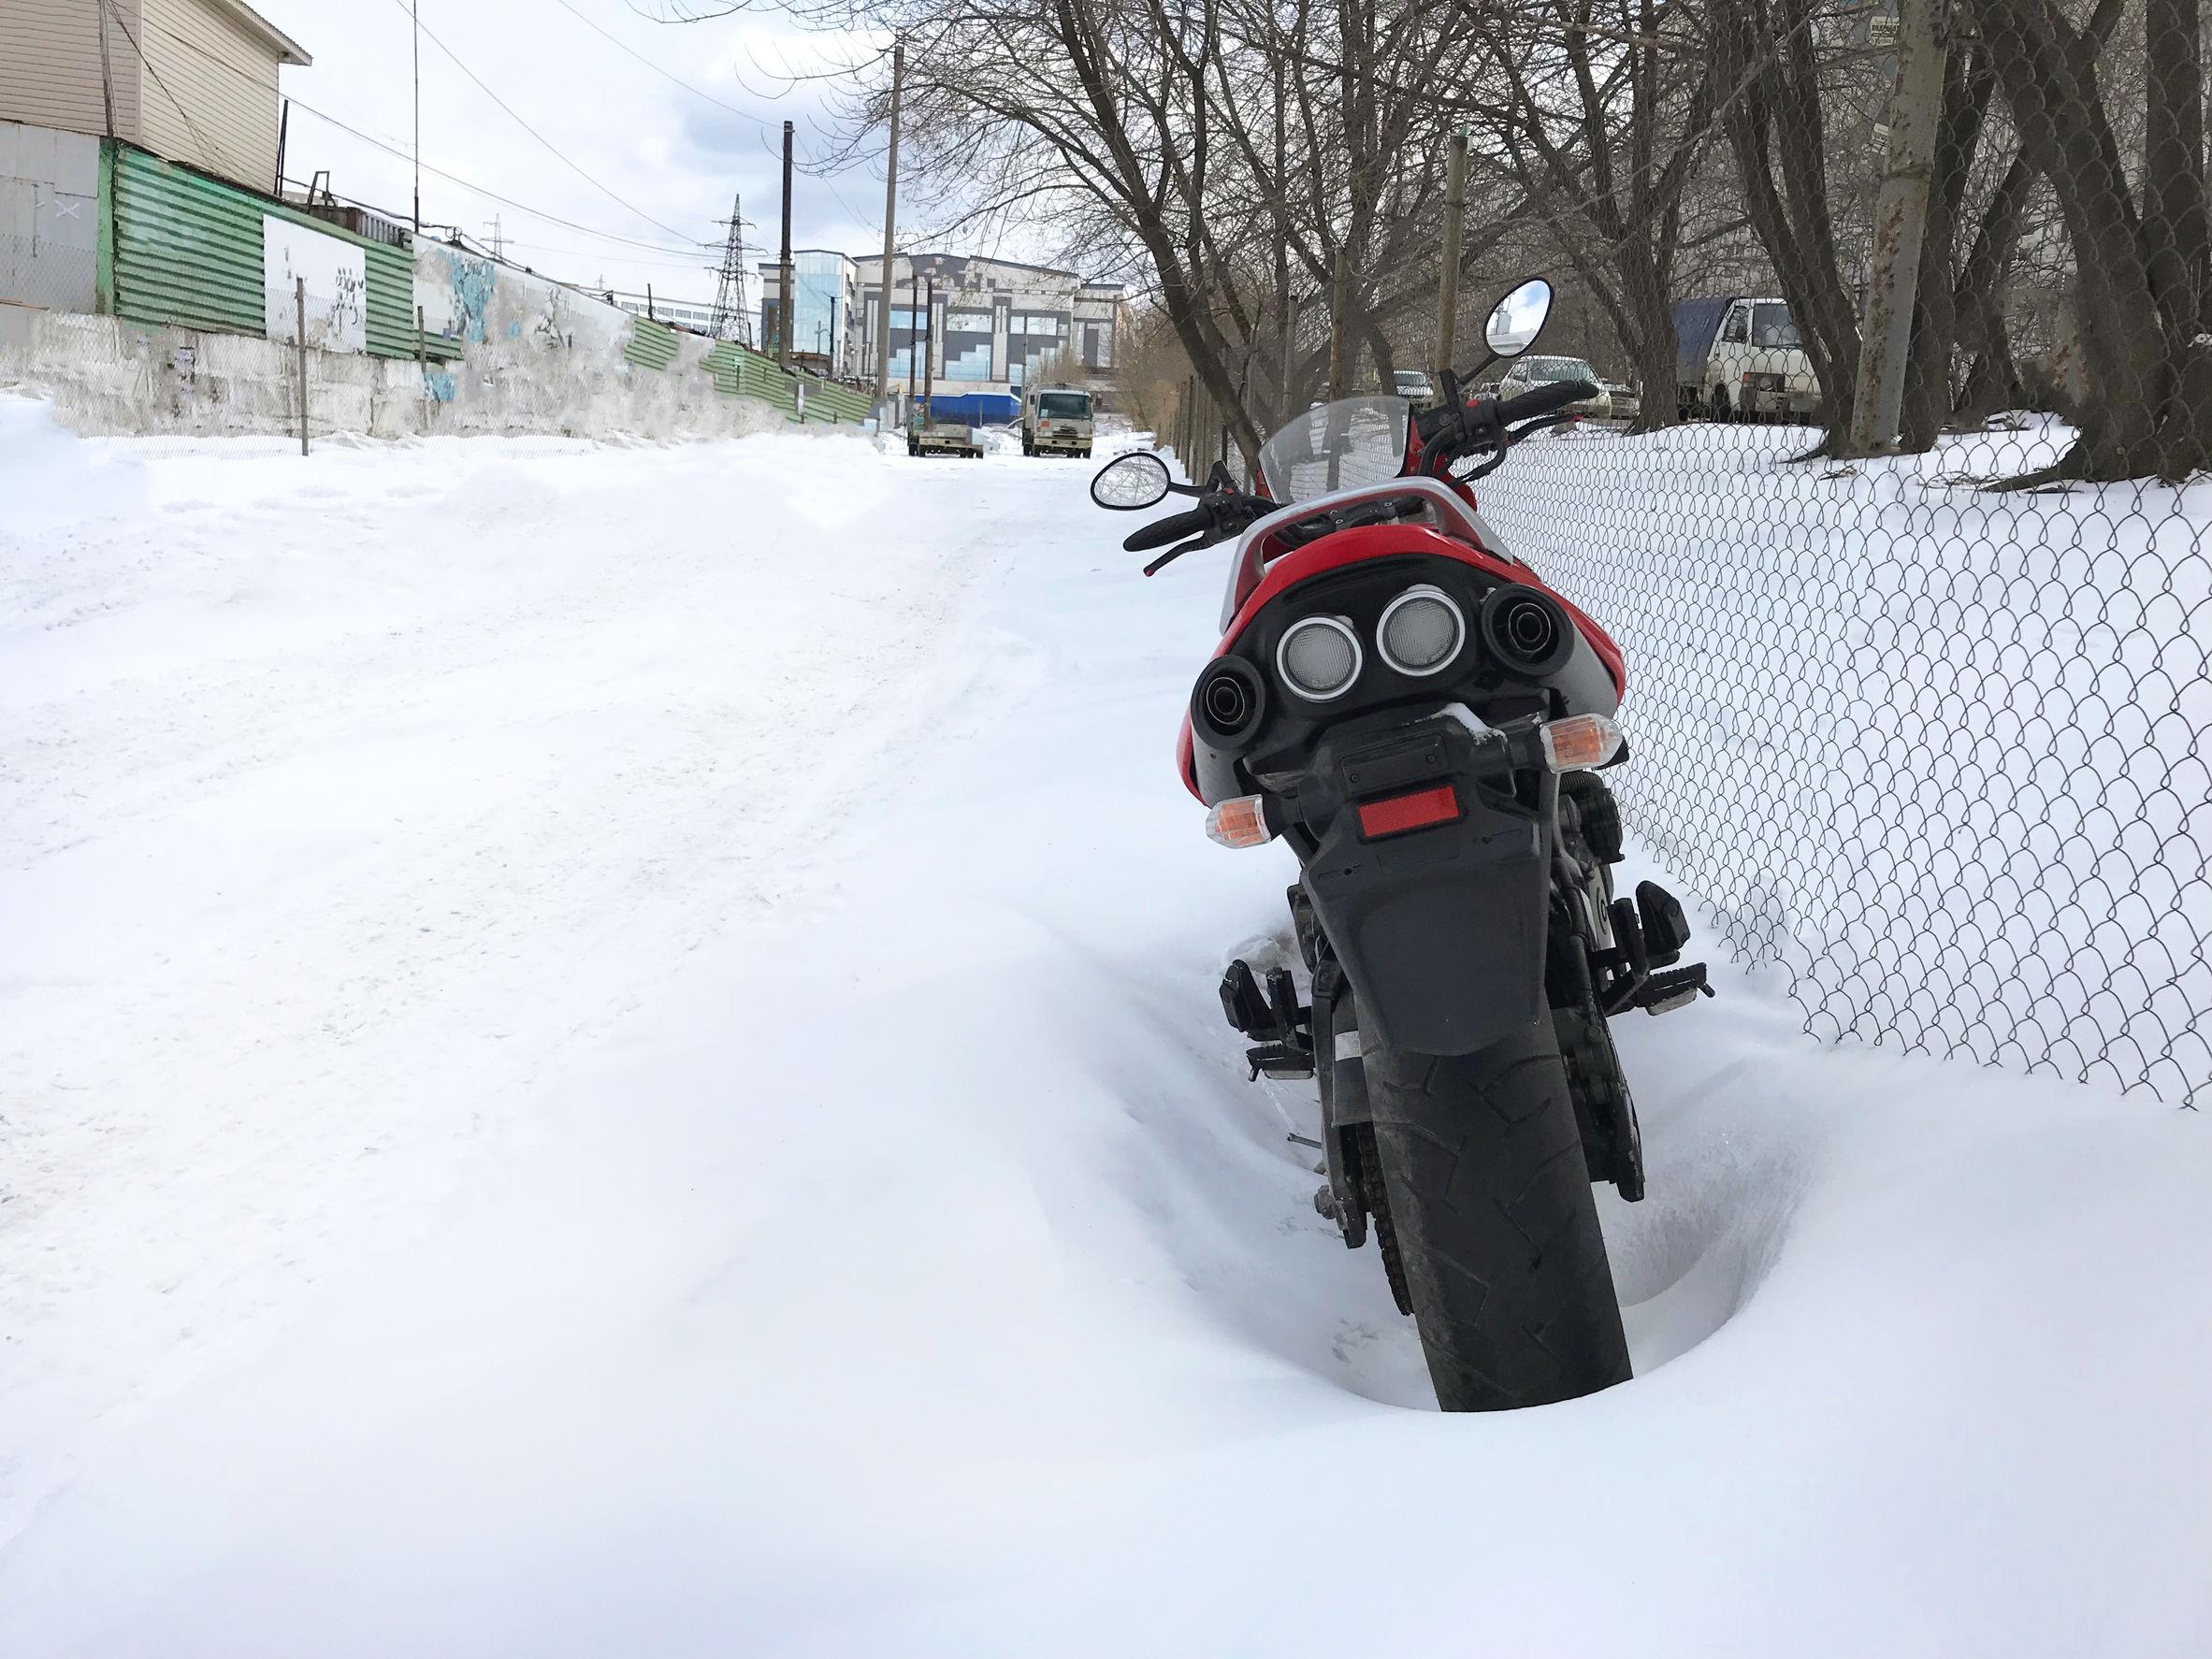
top-left (1846, 0), bottom-right (1945, 453)
top-left (295, 275), bottom-right (309, 456)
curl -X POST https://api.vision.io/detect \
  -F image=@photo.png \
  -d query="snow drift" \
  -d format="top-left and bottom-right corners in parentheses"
top-left (1, 398), bottom-right (2206, 1656)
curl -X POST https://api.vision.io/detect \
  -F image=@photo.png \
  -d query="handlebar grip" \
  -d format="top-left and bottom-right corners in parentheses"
top-left (1124, 506), bottom-right (1213, 553)
top-left (1496, 380), bottom-right (1598, 425)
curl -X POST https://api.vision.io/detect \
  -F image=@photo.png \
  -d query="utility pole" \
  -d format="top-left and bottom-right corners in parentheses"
top-left (922, 275), bottom-right (934, 419)
top-left (95, 0), bottom-right (116, 139)
top-left (906, 267), bottom-right (918, 403)
top-left (412, 0), bottom-right (422, 234)
top-left (485, 215), bottom-right (504, 261)
top-left (875, 41), bottom-right (904, 423)
top-left (1272, 49), bottom-right (1291, 426)
top-left (1434, 128), bottom-right (1468, 388)
top-left (1846, 0), bottom-right (1944, 453)
top-left (777, 120), bottom-right (795, 368)
top-left (1327, 251), bottom-right (1349, 399)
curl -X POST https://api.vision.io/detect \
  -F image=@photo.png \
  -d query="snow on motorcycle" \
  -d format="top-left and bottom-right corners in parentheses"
top-left (1091, 279), bottom-right (1711, 1412)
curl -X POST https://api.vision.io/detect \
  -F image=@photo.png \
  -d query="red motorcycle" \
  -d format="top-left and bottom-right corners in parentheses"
top-left (1092, 279), bottom-right (1709, 1411)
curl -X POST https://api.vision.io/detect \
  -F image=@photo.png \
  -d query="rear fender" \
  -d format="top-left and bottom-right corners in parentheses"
top-left (1298, 722), bottom-right (1553, 1056)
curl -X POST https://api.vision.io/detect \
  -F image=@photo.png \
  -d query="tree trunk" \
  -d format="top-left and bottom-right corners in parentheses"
top-left (1711, 0), bottom-right (1862, 441)
top-left (1960, 0), bottom-right (2212, 481)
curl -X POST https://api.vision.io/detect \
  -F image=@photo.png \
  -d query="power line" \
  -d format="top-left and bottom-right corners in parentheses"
top-left (287, 100), bottom-right (711, 257)
top-left (547, 0), bottom-right (775, 135)
top-left (97, 0), bottom-right (239, 181)
top-left (115, 7), bottom-right (713, 262)
top-left (380, 0), bottom-right (700, 244)
top-left (549, 0), bottom-right (881, 235)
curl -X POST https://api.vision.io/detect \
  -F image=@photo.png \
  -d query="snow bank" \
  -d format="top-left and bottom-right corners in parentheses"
top-left (2, 409), bottom-right (2205, 1655)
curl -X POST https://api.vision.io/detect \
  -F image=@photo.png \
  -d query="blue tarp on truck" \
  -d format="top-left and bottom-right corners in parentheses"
top-left (1672, 297), bottom-right (1732, 380)
top-left (919, 392), bottom-right (1020, 426)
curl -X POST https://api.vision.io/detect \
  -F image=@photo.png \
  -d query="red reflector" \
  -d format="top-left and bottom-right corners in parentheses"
top-left (1356, 784), bottom-right (1461, 840)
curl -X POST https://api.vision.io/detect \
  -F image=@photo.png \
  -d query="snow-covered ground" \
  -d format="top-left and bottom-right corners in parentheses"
top-left (3, 400), bottom-right (2207, 1656)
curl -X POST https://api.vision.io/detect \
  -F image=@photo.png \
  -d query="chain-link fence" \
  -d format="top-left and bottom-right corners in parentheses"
top-left (1482, 419), bottom-right (2208, 1110)
top-left (1151, 377), bottom-right (2209, 1108)
top-left (0, 236), bottom-right (97, 315)
top-left (1140, 0), bottom-right (2212, 1109)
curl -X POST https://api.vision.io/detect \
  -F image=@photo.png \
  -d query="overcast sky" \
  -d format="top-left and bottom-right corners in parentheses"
top-left (252, 1), bottom-right (889, 308)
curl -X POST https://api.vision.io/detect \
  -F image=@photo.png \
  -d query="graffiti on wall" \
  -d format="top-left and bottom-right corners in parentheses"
top-left (263, 215), bottom-right (367, 353)
top-left (447, 252), bottom-right (496, 345)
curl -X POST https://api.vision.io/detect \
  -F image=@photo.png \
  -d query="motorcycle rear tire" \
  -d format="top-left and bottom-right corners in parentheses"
top-left (1363, 1018), bottom-right (1632, 1411)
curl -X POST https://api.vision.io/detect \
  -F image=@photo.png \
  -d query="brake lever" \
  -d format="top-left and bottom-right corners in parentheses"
top-left (1141, 490), bottom-right (1269, 574)
top-left (1142, 535), bottom-right (1213, 576)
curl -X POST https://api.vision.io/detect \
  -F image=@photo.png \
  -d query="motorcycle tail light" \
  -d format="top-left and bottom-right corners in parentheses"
top-left (1206, 794), bottom-right (1278, 848)
top-left (1538, 714), bottom-right (1625, 772)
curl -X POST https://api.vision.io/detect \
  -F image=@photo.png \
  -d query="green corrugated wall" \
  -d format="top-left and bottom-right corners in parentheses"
top-left (701, 340), bottom-right (872, 423)
top-left (108, 143), bottom-right (418, 360)
top-left (625, 317), bottom-right (679, 371)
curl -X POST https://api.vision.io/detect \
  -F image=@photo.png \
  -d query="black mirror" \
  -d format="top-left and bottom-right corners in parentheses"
top-left (1091, 451), bottom-right (1173, 511)
top-left (1483, 279), bottom-right (1554, 358)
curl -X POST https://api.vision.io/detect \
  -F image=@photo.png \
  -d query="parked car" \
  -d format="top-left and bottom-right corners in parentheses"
top-left (1672, 296), bottom-right (1820, 419)
top-left (1496, 354), bottom-right (1611, 420)
top-left (1602, 381), bottom-right (1641, 424)
top-left (1392, 368), bottom-right (1435, 404)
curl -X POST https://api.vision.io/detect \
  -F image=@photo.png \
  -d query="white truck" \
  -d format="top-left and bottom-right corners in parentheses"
top-left (1673, 296), bottom-right (1821, 420)
top-left (906, 403), bottom-right (983, 459)
top-left (1022, 386), bottom-right (1094, 457)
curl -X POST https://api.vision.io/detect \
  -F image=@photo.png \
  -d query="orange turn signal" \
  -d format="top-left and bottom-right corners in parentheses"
top-left (1538, 714), bottom-right (1625, 772)
top-left (1205, 794), bottom-right (1277, 848)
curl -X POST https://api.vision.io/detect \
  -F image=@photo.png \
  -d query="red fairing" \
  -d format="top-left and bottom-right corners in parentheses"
top-left (1176, 524), bottom-right (1626, 800)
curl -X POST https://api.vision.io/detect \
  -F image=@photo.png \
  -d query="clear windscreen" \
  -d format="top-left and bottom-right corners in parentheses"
top-left (1256, 397), bottom-right (1410, 504)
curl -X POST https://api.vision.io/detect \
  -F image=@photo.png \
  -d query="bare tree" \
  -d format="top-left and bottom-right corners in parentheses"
top-left (1956, 0), bottom-right (2212, 481)
top-left (1453, 0), bottom-right (1719, 429)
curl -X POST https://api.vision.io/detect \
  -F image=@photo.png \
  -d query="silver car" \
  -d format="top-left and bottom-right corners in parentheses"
top-left (1496, 354), bottom-right (1611, 420)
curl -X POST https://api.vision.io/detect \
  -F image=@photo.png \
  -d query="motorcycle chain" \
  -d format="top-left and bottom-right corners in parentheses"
top-left (1351, 1123), bottom-right (1414, 1317)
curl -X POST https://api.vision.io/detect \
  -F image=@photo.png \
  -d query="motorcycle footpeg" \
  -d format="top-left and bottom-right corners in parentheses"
top-left (1246, 1041), bottom-right (1315, 1081)
top-left (1636, 880), bottom-right (1691, 966)
top-left (1220, 959), bottom-right (1271, 1038)
top-left (1634, 962), bottom-right (1713, 1016)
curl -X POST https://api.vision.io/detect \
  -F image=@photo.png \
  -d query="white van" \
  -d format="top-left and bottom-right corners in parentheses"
top-left (1023, 386), bottom-right (1094, 457)
top-left (1673, 296), bottom-right (1821, 419)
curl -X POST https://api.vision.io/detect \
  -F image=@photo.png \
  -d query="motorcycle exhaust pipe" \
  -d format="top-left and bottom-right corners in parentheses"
top-left (1193, 656), bottom-right (1267, 744)
top-left (1478, 584), bottom-right (1574, 678)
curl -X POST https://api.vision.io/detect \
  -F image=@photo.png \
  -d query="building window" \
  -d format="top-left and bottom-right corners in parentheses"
top-left (887, 307), bottom-right (927, 380)
top-left (944, 309), bottom-right (993, 381)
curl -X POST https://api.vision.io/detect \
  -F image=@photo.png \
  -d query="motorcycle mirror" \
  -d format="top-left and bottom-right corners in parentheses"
top-left (1482, 278), bottom-right (1554, 359)
top-left (1091, 451), bottom-right (1174, 511)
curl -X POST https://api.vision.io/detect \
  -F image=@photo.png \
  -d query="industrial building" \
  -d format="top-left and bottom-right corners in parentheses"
top-left (761, 250), bottom-right (1124, 423)
top-left (0, 0), bottom-right (311, 195)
